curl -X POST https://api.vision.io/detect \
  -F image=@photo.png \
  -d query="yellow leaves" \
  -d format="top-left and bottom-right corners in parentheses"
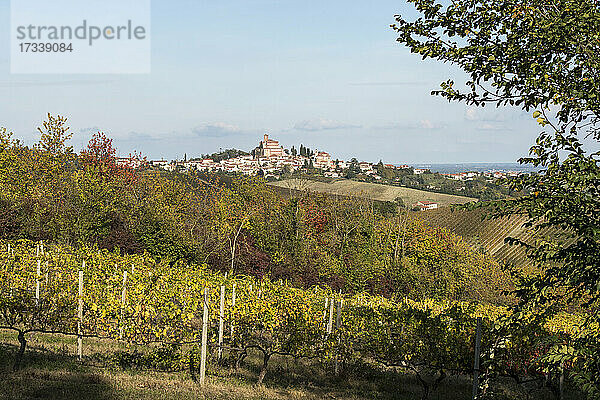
top-left (1, 238), bottom-right (586, 364)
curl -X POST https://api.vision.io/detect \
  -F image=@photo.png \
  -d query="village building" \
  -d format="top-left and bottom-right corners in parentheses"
top-left (415, 200), bottom-right (439, 211)
top-left (150, 159), bottom-right (170, 168)
top-left (359, 162), bottom-right (374, 173)
top-left (254, 134), bottom-right (285, 158)
top-left (337, 160), bottom-right (348, 170)
top-left (313, 151), bottom-right (334, 170)
top-left (116, 156), bottom-right (145, 169)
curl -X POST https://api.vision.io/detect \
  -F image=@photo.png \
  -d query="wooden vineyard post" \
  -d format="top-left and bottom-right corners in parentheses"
top-left (35, 259), bottom-right (41, 303)
top-left (78, 266), bottom-right (84, 361)
top-left (323, 297), bottom-right (329, 330)
top-left (199, 287), bottom-right (209, 387)
top-left (218, 285), bottom-right (225, 360)
top-left (472, 317), bottom-right (482, 400)
top-left (120, 270), bottom-right (128, 340)
top-left (327, 298), bottom-right (334, 334)
top-left (230, 284), bottom-right (236, 340)
top-left (334, 299), bottom-right (343, 375)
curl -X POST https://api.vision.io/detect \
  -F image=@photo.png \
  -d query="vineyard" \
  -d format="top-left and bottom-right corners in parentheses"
top-left (0, 239), bottom-right (588, 399)
top-left (414, 207), bottom-right (565, 272)
top-left (269, 178), bottom-right (476, 207)
top-left (268, 179), bottom-right (546, 272)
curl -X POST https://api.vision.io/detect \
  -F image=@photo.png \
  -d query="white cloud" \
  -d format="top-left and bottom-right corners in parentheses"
top-left (293, 118), bottom-right (361, 131)
top-left (477, 123), bottom-right (506, 131)
top-left (464, 105), bottom-right (526, 122)
top-left (377, 120), bottom-right (446, 130)
top-left (192, 122), bottom-right (244, 137)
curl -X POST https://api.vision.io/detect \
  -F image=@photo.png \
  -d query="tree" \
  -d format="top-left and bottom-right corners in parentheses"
top-left (208, 178), bottom-right (265, 274)
top-left (346, 158), bottom-right (362, 179)
top-left (392, 1), bottom-right (600, 396)
top-left (376, 160), bottom-right (385, 176)
top-left (36, 114), bottom-right (73, 156)
top-left (79, 131), bottom-right (126, 179)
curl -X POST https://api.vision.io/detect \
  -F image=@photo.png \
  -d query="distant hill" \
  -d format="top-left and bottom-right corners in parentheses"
top-left (269, 178), bottom-right (476, 207)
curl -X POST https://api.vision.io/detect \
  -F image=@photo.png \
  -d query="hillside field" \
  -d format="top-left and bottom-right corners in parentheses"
top-left (413, 207), bottom-right (564, 271)
top-left (269, 179), bottom-right (538, 270)
top-left (269, 178), bottom-right (476, 207)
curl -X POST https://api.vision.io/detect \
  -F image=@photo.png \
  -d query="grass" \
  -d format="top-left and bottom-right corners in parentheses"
top-left (0, 330), bottom-right (575, 400)
top-left (268, 178), bottom-right (476, 207)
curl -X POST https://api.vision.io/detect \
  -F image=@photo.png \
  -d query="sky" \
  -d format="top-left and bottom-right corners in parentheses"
top-left (0, 0), bottom-right (544, 163)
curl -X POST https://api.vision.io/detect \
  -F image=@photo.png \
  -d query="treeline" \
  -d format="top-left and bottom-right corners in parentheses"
top-left (0, 116), bottom-right (511, 303)
top-left (195, 148), bottom-right (249, 162)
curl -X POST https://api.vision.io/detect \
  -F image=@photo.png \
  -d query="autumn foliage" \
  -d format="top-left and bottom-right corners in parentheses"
top-left (0, 115), bottom-right (510, 304)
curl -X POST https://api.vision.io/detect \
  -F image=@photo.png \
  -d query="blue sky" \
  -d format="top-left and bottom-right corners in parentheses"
top-left (0, 0), bottom-right (542, 163)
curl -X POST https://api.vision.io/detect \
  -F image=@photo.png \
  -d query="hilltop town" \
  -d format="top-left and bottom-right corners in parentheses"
top-left (115, 133), bottom-right (527, 204)
top-left (118, 133), bottom-right (523, 180)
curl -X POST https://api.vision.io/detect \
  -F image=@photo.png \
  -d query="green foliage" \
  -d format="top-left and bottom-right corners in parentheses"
top-left (198, 148), bottom-right (249, 163)
top-left (0, 239), bottom-right (587, 395)
top-left (36, 114), bottom-right (73, 156)
top-left (392, 0), bottom-right (600, 397)
top-left (0, 115), bottom-right (510, 302)
top-left (345, 158), bottom-right (361, 179)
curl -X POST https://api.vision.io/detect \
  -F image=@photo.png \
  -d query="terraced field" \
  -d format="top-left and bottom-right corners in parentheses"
top-left (414, 207), bottom-right (559, 270)
top-left (269, 178), bottom-right (476, 207)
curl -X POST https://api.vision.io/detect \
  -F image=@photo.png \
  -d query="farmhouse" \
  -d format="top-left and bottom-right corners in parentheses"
top-left (415, 200), bottom-right (439, 211)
